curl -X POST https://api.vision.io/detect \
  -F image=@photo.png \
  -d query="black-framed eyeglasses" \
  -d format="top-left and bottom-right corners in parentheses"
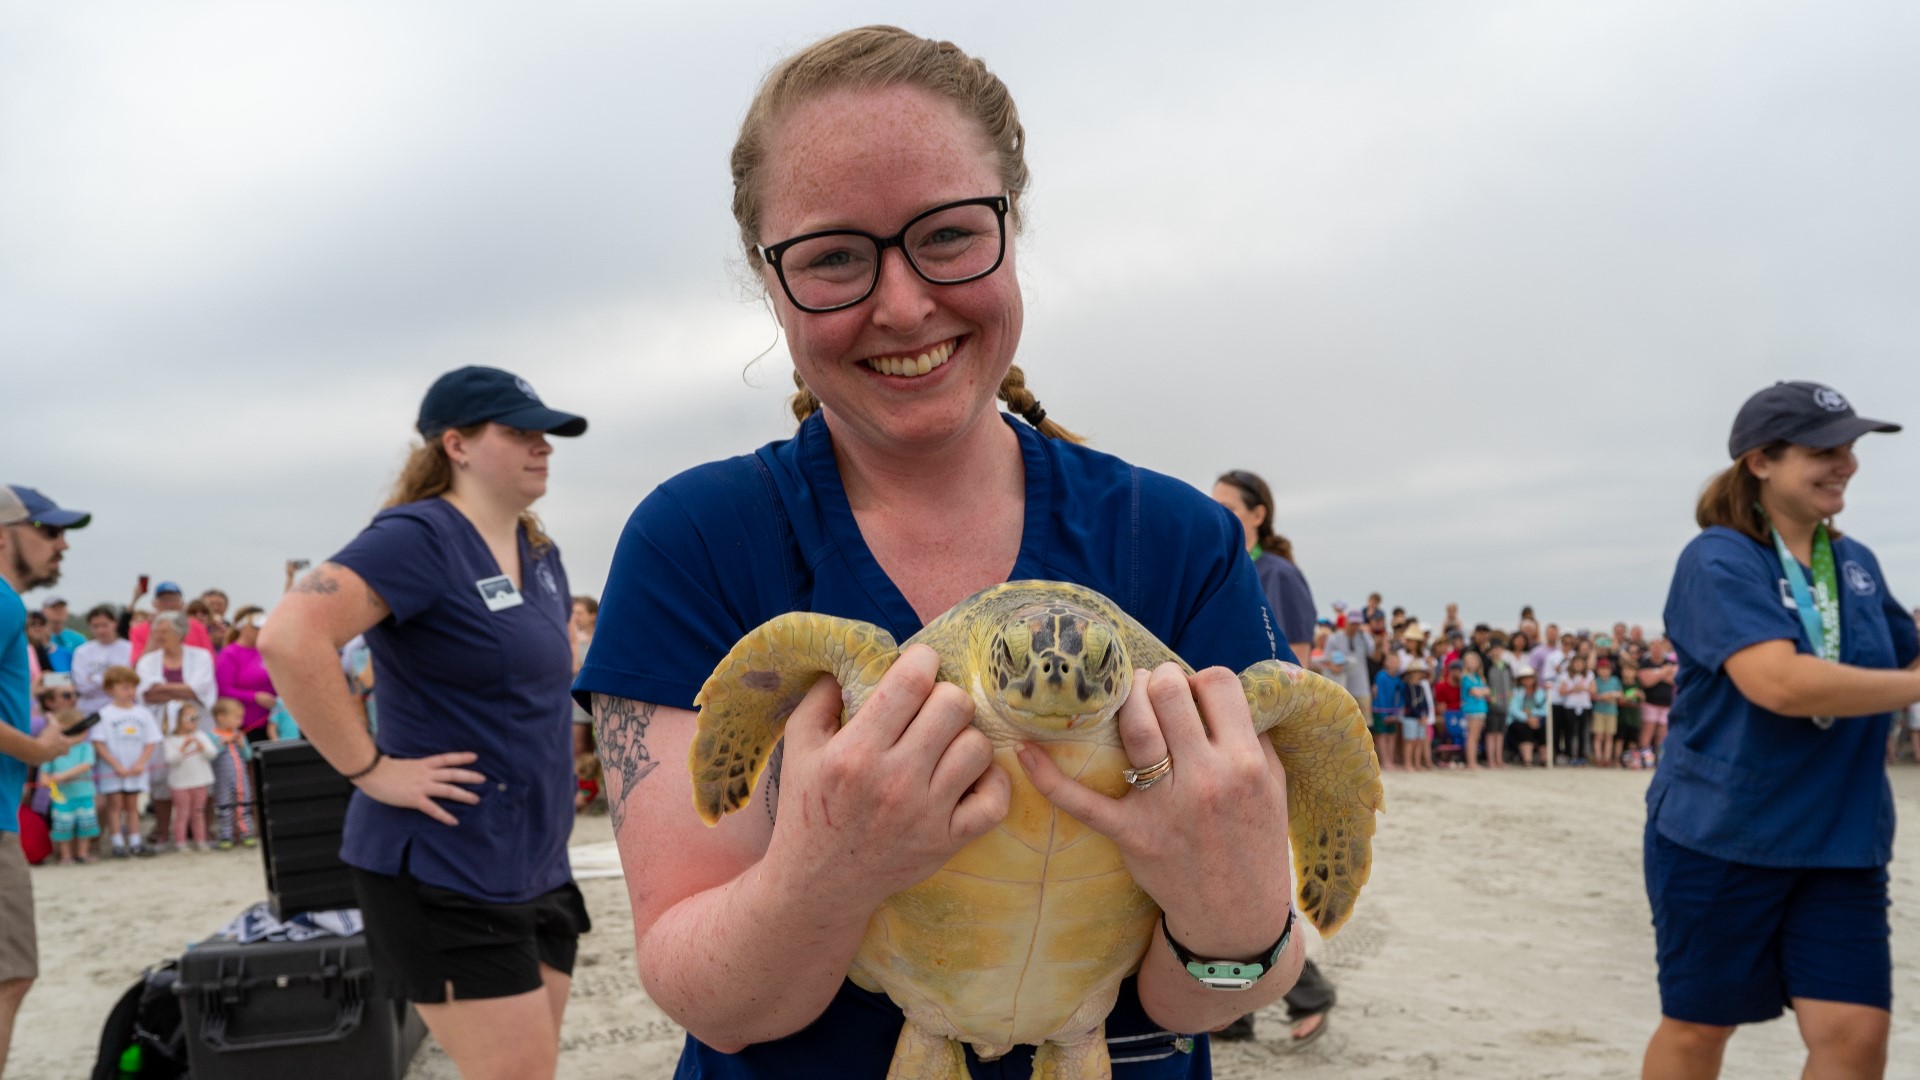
top-left (758, 195), bottom-right (1009, 314)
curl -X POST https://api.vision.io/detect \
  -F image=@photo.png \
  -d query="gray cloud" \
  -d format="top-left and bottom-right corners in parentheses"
top-left (6, 0), bottom-right (1918, 633)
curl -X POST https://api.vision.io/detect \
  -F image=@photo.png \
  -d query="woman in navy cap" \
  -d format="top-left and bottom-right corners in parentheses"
top-left (1642, 380), bottom-right (1920, 1079)
top-left (263, 366), bottom-right (589, 1080)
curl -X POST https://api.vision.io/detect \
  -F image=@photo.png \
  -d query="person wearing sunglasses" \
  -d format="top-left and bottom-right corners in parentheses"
top-left (0, 484), bottom-right (90, 1074)
top-left (1643, 383), bottom-right (1919, 1078)
top-left (578, 27), bottom-right (1302, 1078)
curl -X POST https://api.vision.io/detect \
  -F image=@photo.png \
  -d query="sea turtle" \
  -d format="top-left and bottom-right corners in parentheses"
top-left (692, 580), bottom-right (1383, 1079)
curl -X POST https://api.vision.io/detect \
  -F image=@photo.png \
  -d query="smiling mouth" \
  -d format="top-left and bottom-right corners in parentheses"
top-left (863, 337), bottom-right (956, 378)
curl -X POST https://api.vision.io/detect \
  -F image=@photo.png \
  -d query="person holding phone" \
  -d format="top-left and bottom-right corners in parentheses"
top-left (0, 484), bottom-right (89, 1074)
top-left (263, 367), bottom-right (590, 1080)
top-left (1642, 382), bottom-right (1920, 1079)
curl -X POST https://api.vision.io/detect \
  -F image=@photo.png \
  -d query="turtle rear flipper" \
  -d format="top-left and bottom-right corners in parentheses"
top-left (1240, 660), bottom-right (1386, 936)
top-left (690, 612), bottom-right (899, 825)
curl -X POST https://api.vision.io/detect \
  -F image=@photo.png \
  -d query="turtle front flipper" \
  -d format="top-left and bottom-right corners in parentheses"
top-left (690, 612), bottom-right (899, 826)
top-left (1240, 660), bottom-right (1385, 936)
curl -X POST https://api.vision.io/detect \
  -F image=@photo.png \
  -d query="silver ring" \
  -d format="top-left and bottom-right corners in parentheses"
top-left (1123, 754), bottom-right (1173, 791)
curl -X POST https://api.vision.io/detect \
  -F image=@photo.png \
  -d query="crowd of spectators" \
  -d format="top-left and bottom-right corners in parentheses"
top-left (20, 570), bottom-right (607, 866)
top-left (1301, 594), bottom-right (1920, 773)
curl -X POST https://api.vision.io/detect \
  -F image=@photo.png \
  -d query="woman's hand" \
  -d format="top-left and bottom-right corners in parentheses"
top-left (352, 751), bottom-right (487, 826)
top-left (1017, 663), bottom-right (1293, 948)
top-left (761, 645), bottom-right (1011, 910)
top-left (254, 691), bottom-right (277, 709)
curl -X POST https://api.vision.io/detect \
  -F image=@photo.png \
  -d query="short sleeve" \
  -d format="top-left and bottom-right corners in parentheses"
top-left (329, 512), bottom-right (444, 625)
top-left (576, 461), bottom-right (792, 711)
top-left (1879, 575), bottom-right (1919, 669)
top-left (1167, 503), bottom-right (1296, 671)
top-left (1666, 530), bottom-right (1801, 674)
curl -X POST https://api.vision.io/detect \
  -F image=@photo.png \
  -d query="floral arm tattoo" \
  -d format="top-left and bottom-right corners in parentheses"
top-left (593, 694), bottom-right (659, 831)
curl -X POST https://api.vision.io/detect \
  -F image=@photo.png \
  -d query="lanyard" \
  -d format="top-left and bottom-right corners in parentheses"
top-left (1766, 516), bottom-right (1839, 728)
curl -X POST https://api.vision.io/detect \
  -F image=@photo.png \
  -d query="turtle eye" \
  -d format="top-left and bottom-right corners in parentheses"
top-left (1084, 623), bottom-right (1115, 673)
top-left (1001, 623), bottom-right (1032, 670)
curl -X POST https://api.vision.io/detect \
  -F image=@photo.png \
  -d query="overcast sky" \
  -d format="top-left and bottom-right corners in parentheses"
top-left (7, 0), bottom-right (1919, 633)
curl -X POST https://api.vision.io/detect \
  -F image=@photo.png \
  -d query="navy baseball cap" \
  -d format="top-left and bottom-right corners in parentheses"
top-left (1730, 381), bottom-right (1899, 459)
top-left (416, 366), bottom-right (588, 439)
top-left (0, 485), bottom-right (92, 529)
top-left (154, 581), bottom-right (183, 596)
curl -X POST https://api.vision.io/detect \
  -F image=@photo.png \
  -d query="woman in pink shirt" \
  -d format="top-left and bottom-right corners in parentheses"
top-left (215, 607), bottom-right (278, 744)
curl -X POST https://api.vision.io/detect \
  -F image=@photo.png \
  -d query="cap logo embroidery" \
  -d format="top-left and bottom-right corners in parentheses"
top-left (514, 377), bottom-right (542, 403)
top-left (1843, 560), bottom-right (1876, 596)
top-left (1812, 387), bottom-right (1849, 412)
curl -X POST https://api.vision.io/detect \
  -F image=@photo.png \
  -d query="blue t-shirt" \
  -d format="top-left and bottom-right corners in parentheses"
top-left (1371, 671), bottom-right (1403, 716)
top-left (1252, 551), bottom-right (1315, 648)
top-left (578, 412), bottom-right (1286, 1080)
top-left (1651, 527), bottom-right (1919, 868)
top-left (1, 579), bottom-right (29, 834)
top-left (330, 498), bottom-right (577, 903)
top-left (1460, 673), bottom-right (1488, 714)
top-left (48, 741), bottom-right (96, 800)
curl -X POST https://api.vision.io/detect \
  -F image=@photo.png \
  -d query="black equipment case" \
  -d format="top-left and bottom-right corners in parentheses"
top-left (175, 933), bottom-right (426, 1079)
top-left (251, 739), bottom-right (358, 919)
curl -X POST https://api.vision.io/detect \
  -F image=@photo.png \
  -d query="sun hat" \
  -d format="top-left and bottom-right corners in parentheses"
top-left (1514, 664), bottom-right (1537, 679)
top-left (1729, 381), bottom-right (1899, 459)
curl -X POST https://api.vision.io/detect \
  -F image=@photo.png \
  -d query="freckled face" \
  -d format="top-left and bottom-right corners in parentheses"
top-left (756, 85), bottom-right (1022, 453)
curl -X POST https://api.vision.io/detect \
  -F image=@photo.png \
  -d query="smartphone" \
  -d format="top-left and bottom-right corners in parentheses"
top-left (289, 559), bottom-right (312, 572)
top-left (62, 712), bottom-right (102, 737)
top-left (137, 574), bottom-right (150, 595)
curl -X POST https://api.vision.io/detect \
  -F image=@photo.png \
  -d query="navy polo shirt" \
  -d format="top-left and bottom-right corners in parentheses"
top-left (577, 411), bottom-right (1290, 1079)
top-left (331, 498), bottom-right (576, 903)
top-left (1651, 526), bottom-right (1918, 868)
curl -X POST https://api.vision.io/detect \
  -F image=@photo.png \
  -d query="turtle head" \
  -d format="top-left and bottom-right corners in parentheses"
top-left (985, 604), bottom-right (1132, 735)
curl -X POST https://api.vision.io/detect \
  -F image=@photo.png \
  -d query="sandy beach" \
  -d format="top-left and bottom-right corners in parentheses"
top-left (12, 766), bottom-right (1920, 1080)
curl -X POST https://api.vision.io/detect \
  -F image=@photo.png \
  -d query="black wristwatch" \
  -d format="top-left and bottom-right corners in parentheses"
top-left (1161, 907), bottom-right (1296, 991)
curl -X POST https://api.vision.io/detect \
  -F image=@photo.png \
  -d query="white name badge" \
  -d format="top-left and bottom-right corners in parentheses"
top-left (476, 575), bottom-right (525, 612)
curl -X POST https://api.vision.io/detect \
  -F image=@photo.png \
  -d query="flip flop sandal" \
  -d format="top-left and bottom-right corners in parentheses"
top-left (1282, 1010), bottom-right (1331, 1052)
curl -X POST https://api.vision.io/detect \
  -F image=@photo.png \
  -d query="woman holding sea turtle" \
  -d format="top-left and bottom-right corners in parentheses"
top-left (1642, 380), bottom-right (1920, 1079)
top-left (576, 27), bottom-right (1379, 1078)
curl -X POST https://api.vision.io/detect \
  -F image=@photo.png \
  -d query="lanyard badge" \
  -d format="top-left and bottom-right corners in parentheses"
top-left (1767, 518), bottom-right (1839, 729)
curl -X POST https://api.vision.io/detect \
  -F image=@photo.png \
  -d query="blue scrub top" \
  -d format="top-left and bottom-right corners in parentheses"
top-left (1, 579), bottom-right (29, 834)
top-left (578, 412), bottom-right (1289, 1079)
top-left (331, 498), bottom-right (577, 903)
top-left (1651, 526), bottom-right (1918, 868)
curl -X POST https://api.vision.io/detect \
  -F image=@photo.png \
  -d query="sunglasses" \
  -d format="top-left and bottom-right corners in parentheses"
top-left (27, 522), bottom-right (64, 541)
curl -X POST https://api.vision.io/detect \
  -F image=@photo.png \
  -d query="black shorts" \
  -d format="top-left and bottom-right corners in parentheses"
top-left (351, 867), bottom-right (592, 1003)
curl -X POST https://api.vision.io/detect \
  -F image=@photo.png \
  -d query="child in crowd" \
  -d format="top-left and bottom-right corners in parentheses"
top-left (576, 750), bottom-right (603, 814)
top-left (164, 701), bottom-right (219, 852)
top-left (1592, 655), bottom-right (1623, 767)
top-left (1557, 655), bottom-right (1595, 766)
top-left (1617, 661), bottom-right (1645, 769)
top-left (1507, 666), bottom-right (1548, 766)
top-left (1433, 662), bottom-right (1463, 766)
top-left (1398, 658), bottom-right (1435, 771)
top-left (209, 698), bottom-right (256, 848)
top-left (91, 665), bottom-right (161, 857)
top-left (41, 708), bottom-right (101, 864)
top-left (1370, 652), bottom-right (1403, 771)
top-left (1460, 651), bottom-right (1492, 770)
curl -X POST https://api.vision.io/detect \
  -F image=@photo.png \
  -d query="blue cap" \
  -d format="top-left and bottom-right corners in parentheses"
top-left (154, 581), bottom-right (183, 595)
top-left (1729, 381), bottom-right (1899, 459)
top-left (416, 366), bottom-right (587, 439)
top-left (0, 485), bottom-right (91, 529)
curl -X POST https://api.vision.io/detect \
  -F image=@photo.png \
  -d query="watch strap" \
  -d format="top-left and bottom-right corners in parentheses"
top-left (1161, 906), bottom-right (1296, 991)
